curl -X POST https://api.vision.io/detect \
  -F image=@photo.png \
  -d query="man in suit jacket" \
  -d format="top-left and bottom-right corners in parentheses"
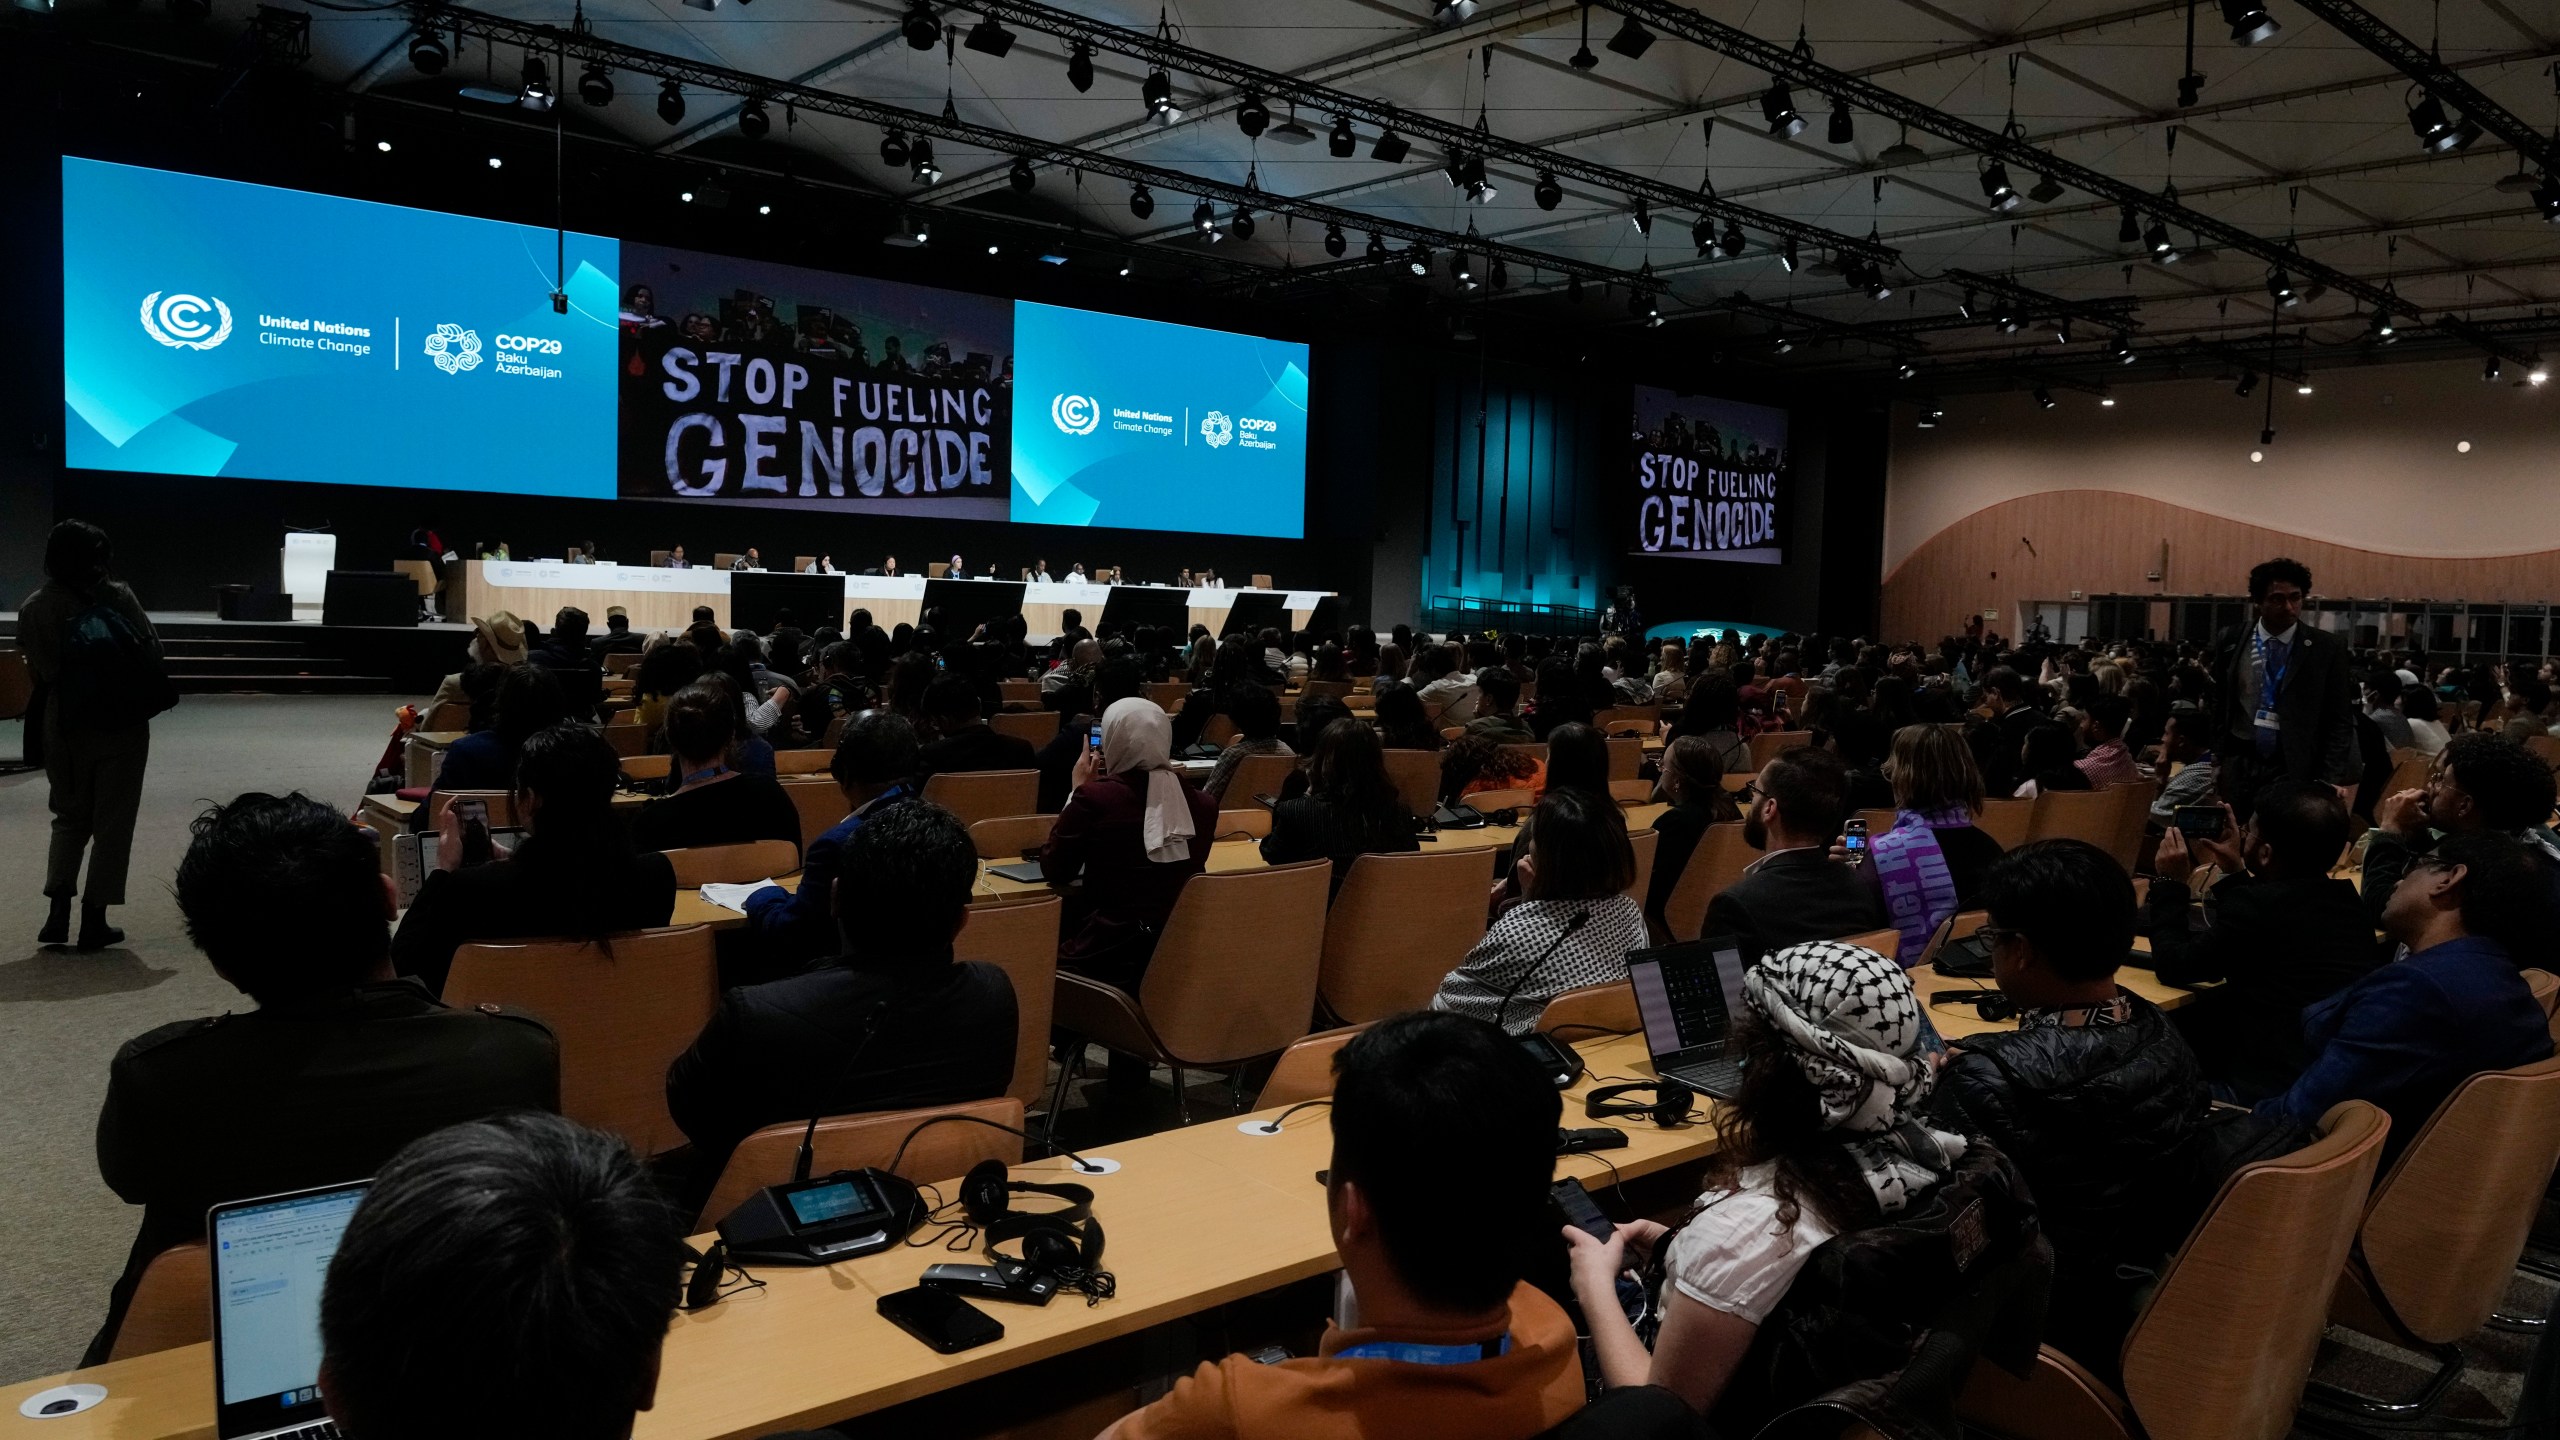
top-left (666, 802), bottom-right (1017, 1193)
top-left (2209, 557), bottom-right (2357, 811)
top-left (917, 674), bottom-right (1037, 780)
top-left (92, 793), bottom-right (558, 1365)
top-left (1705, 746), bottom-right (1886, 962)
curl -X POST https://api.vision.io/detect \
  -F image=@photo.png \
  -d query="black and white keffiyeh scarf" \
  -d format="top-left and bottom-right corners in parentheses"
top-left (1742, 940), bottom-right (1969, 1215)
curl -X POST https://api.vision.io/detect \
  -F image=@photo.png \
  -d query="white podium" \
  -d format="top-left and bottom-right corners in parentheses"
top-left (281, 532), bottom-right (336, 621)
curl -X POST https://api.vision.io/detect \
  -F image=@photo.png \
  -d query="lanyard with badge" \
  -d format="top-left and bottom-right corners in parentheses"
top-left (2251, 630), bottom-right (2287, 739)
top-left (1333, 1337), bottom-right (1511, 1364)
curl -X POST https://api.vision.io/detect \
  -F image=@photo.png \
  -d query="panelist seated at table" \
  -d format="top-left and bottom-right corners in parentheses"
top-left (1561, 943), bottom-right (2035, 1432)
top-left (664, 544), bottom-right (693, 569)
top-left (802, 553), bottom-right (840, 575)
top-left (667, 802), bottom-right (1017, 1189)
top-left (88, 793), bottom-right (559, 1366)
top-left (315, 1113), bottom-right (683, 1440)
top-left (1102, 1013), bottom-right (1584, 1440)
top-left (878, 554), bottom-right (902, 576)
top-left (1028, 557), bottom-right (1054, 582)
top-left (394, 724), bottom-right (678, 997)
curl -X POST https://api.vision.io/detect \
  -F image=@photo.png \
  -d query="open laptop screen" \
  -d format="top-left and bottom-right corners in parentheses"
top-left (1629, 937), bottom-right (1750, 1061)
top-left (211, 1182), bottom-right (367, 1436)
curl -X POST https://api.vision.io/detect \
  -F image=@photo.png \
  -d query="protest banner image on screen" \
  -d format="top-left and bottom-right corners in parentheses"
top-left (617, 244), bottom-right (1011, 520)
top-left (1629, 386), bottom-right (1789, 565)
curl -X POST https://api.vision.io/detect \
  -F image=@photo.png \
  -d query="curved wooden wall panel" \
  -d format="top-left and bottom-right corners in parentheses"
top-left (1879, 490), bottom-right (2560, 641)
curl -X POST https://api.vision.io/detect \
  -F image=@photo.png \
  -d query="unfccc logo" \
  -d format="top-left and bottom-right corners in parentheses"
top-left (1051, 393), bottom-right (1100, 435)
top-left (423, 323), bottom-right (483, 374)
top-left (1199, 410), bottom-right (1234, 448)
top-left (139, 291), bottom-right (233, 350)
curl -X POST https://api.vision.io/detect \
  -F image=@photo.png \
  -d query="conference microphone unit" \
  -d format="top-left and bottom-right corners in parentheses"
top-left (1492, 910), bottom-right (1593, 1089)
top-left (717, 1002), bottom-right (926, 1268)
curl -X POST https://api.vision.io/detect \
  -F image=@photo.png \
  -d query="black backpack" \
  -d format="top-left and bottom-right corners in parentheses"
top-left (57, 597), bottom-right (179, 733)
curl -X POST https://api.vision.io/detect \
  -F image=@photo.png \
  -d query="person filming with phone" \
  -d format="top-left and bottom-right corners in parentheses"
top-left (2144, 781), bottom-right (2378, 1101)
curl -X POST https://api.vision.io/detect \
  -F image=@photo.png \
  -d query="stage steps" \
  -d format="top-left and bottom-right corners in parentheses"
top-left (0, 620), bottom-right (400, 695)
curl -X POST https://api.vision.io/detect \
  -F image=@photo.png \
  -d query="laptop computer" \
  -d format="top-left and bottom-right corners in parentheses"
top-left (1627, 936), bottom-right (1754, 1099)
top-left (209, 1181), bottom-right (369, 1440)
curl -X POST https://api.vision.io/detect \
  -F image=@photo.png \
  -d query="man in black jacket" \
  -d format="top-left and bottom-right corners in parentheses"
top-left (666, 801), bottom-right (1016, 1199)
top-left (2208, 557), bottom-right (2358, 812)
top-left (2359, 731), bottom-right (2560, 970)
top-left (92, 792), bottom-right (559, 1364)
top-left (1704, 746), bottom-right (1884, 961)
top-left (915, 674), bottom-right (1038, 780)
top-left (2146, 782), bottom-right (2379, 1100)
top-left (1931, 839), bottom-right (2212, 1379)
top-left (1967, 666), bottom-right (2045, 798)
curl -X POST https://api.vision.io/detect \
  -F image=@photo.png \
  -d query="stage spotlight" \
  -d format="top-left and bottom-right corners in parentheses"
top-left (487, 156), bottom-right (503, 169)
top-left (1957, 291), bottom-right (1975, 320)
top-left (2110, 334), bottom-right (2136, 365)
top-left (1533, 170), bottom-right (1563, 211)
top-left (1781, 236), bottom-right (1800, 272)
top-left (2177, 70), bottom-right (2204, 108)
top-left (1193, 198), bottom-right (1216, 234)
top-left (1065, 41), bottom-right (1093, 93)
top-left (2297, 380), bottom-right (2314, 395)
top-left (2407, 91), bottom-right (2462, 153)
top-left (1117, 260), bottom-right (1132, 277)
top-left (2118, 205), bottom-right (2141, 244)
top-left (1995, 309), bottom-right (2023, 335)
top-left (1371, 127), bottom-right (1410, 163)
top-left (1407, 243), bottom-right (1432, 277)
top-left (963, 13), bottom-right (1016, 58)
top-left (1324, 224), bottom-right (1346, 258)
top-left (578, 63), bottom-right (613, 107)
top-left (2220, 0), bottom-right (2279, 45)
top-left (1692, 216), bottom-right (1715, 256)
top-left (2267, 267), bottom-right (2297, 306)
top-left (658, 79), bottom-right (686, 125)
top-left (1917, 402), bottom-right (1943, 429)
top-left (1366, 232), bottom-right (1387, 261)
top-left (1330, 115), bottom-right (1357, 157)
top-left (1879, 128), bottom-right (1926, 165)
top-left (2029, 173), bottom-right (2065, 203)
top-left (2144, 216), bottom-right (2177, 260)
top-left (1129, 182), bottom-right (1153, 218)
top-left (1827, 99), bottom-right (1853, 145)
top-left (1432, 0), bottom-right (1480, 20)
top-left (1762, 81), bottom-right (1806, 139)
top-left (757, 203), bottom-right (772, 216)
top-left (518, 55), bottom-right (554, 111)
top-left (885, 211), bottom-right (929, 246)
top-left (2372, 307), bottom-right (2398, 342)
top-left (2034, 386), bottom-right (2056, 409)
top-left (987, 242), bottom-right (1001, 255)
top-left (408, 29), bottom-right (448, 75)
top-left (1630, 198), bottom-right (1651, 235)
top-left (1009, 156), bottom-right (1036, 193)
top-left (737, 98), bottom-right (769, 139)
top-left (1606, 14), bottom-right (1656, 59)
top-left (2532, 172), bottom-right (2560, 223)
top-left (2235, 370), bottom-right (2258, 398)
top-left (2485, 356), bottom-right (2502, 381)
top-left (1490, 256), bottom-right (1509, 290)
top-left (911, 140), bottom-right (941, 184)
top-left (1453, 251), bottom-right (1475, 288)
top-left (1896, 360), bottom-right (1918, 380)
top-left (1979, 160), bottom-right (2018, 212)
top-left (1236, 92), bottom-right (1269, 138)
top-left (880, 129), bottom-right (911, 168)
top-left (1723, 219), bottom-right (1746, 256)
top-left (1142, 68), bottom-right (1178, 121)
top-left (2101, 395), bottom-right (2117, 406)
top-left (2053, 318), bottom-right (2072, 344)
top-left (377, 140), bottom-right (392, 153)
top-left (2528, 360), bottom-right (2549, 385)
top-left (1645, 298), bottom-right (1663, 328)
top-left (901, 0), bottom-right (940, 50)
top-left (1867, 270), bottom-right (1893, 300)
top-left (1230, 207), bottom-right (1256, 241)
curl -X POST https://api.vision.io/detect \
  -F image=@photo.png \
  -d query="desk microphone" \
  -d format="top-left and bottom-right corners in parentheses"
top-left (1494, 911), bottom-right (1595, 1090)
top-left (794, 1001), bottom-right (893, 1183)
top-left (1492, 910), bottom-right (1592, 1035)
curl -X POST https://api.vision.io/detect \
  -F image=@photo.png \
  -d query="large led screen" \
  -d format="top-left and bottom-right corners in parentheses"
top-left (1012, 301), bottom-right (1309, 538)
top-left (1629, 385), bottom-right (1789, 565)
top-left (62, 157), bottom-right (619, 495)
top-left (61, 158), bottom-right (1312, 539)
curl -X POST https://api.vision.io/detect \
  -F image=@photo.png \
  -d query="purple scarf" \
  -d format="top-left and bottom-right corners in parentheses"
top-left (1870, 808), bottom-right (1969, 967)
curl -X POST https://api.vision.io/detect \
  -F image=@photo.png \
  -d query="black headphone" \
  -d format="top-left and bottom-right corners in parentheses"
top-left (961, 1160), bottom-right (1105, 1273)
top-left (1583, 1080), bottom-right (1697, 1128)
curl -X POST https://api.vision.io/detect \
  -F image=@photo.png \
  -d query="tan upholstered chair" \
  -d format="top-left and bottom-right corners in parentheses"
top-left (1382, 748), bottom-right (1444, 817)
top-left (927, 562), bottom-right (950, 578)
top-left (2526, 735), bottom-right (2560, 768)
top-left (604, 653), bottom-right (643, 676)
top-left (997, 679), bottom-right (1041, 711)
top-left (2315, 1055), bottom-right (2560, 1416)
top-left (1250, 573), bottom-right (1274, 590)
top-left (1050, 860), bottom-right (1332, 1132)
top-left (108, 1243), bottom-right (210, 1360)
top-left (445, 926), bottom-right (719, 1156)
top-left (1610, 779), bottom-right (1657, 804)
top-left (1298, 679), bottom-right (1353, 704)
top-left (648, 550), bottom-right (671, 567)
top-left (713, 553), bottom-right (742, 571)
top-left (604, 724), bottom-right (652, 759)
top-left (1957, 1099), bottom-right (2390, 1440)
top-left (955, 896), bottom-right (1062, 1111)
top-left (1536, 981), bottom-right (1637, 1039)
top-left (1219, 751), bottom-right (1301, 805)
top-left (422, 699), bottom-right (471, 731)
top-left (1837, 928), bottom-right (1903, 957)
top-left (1215, 808), bottom-right (1274, 841)
top-left (1318, 847), bottom-right (1495, 1024)
top-left (694, 1098), bottom-right (1025, 1231)
top-left (2385, 748), bottom-right (2433, 799)
top-left (1602, 717), bottom-right (1659, 738)
top-left (1600, 703), bottom-right (1661, 730)
top-left (1198, 714), bottom-right (1240, 750)
top-left (2103, 779), bottom-right (2158, 872)
top-left (1606, 736), bottom-right (1645, 780)
top-left (1624, 828), bottom-right (1659, 903)
top-left (621, 754), bottom-right (673, 783)
top-left (1467, 787), bottom-right (1536, 814)
top-left (1256, 1024), bottom-right (1372, 1109)
top-left (780, 778), bottom-right (846, 852)
top-left (968, 814), bottom-right (1055, 861)
top-left (1975, 798), bottom-right (2034, 851)
top-left (605, 705), bottom-right (644, 728)
top-left (662, 839), bottom-right (801, 887)
top-left (990, 710), bottom-right (1054, 745)
top-left (774, 748), bottom-right (833, 777)
top-left (791, 555), bottom-right (816, 574)
top-left (921, 769), bottom-right (1040, 828)
top-left (2026, 788), bottom-right (2117, 847)
top-left (1144, 681), bottom-right (1192, 710)
top-left (2518, 967), bottom-right (2558, 1019)
top-left (1658, 822), bottom-right (1756, 943)
top-left (1746, 731), bottom-right (1798, 769)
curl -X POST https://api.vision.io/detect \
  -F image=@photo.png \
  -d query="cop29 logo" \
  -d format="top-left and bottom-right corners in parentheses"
top-left (139, 291), bottom-right (233, 350)
top-left (1051, 393), bottom-right (1101, 435)
top-left (423, 323), bottom-right (484, 374)
top-left (1199, 410), bottom-right (1234, 448)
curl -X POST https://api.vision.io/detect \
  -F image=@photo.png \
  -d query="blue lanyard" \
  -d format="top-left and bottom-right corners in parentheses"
top-left (680, 763), bottom-right (729, 787)
top-left (1333, 1336), bottom-right (1510, 1365)
top-left (2251, 630), bottom-right (2289, 709)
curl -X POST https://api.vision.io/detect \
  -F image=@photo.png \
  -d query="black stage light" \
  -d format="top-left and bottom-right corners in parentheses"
top-left (1192, 198), bottom-right (1216, 234)
top-left (1827, 99), bottom-right (1853, 145)
top-left (1692, 215), bottom-right (1715, 256)
top-left (1236, 92), bottom-right (1269, 138)
top-left (2118, 205), bottom-right (2141, 243)
top-left (1491, 256), bottom-right (1509, 290)
top-left (1230, 207), bottom-right (1256, 242)
top-left (409, 29), bottom-right (448, 75)
top-left (963, 14), bottom-right (1016, 58)
top-left (2144, 216), bottom-right (2177, 260)
top-left (1066, 41), bottom-right (1094, 92)
top-left (1533, 170), bottom-right (1562, 210)
top-left (880, 129), bottom-right (911, 168)
top-left (658, 79), bottom-right (686, 125)
top-left (2535, 172), bottom-right (2560, 223)
top-left (1366, 232), bottom-right (1387, 261)
top-left (1129, 181), bottom-right (1153, 218)
top-left (902, 1), bottom-right (941, 50)
top-left (2220, 0), bottom-right (2279, 46)
top-left (1372, 127), bottom-right (1410, 163)
top-left (2235, 369), bottom-right (2258, 398)
top-left (1762, 81), bottom-right (1805, 139)
top-left (1722, 218), bottom-right (1746, 257)
top-left (578, 63), bottom-right (613, 108)
top-left (1979, 160), bottom-right (2018, 212)
top-left (1607, 15), bottom-right (1656, 59)
top-left (1324, 224), bottom-right (1347, 258)
top-left (2034, 386), bottom-right (2056, 409)
top-left (2029, 173), bottom-right (2065, 203)
top-left (1407, 242), bottom-right (1432, 277)
top-left (518, 56), bottom-right (554, 111)
top-left (1630, 198), bottom-right (1651, 235)
top-left (911, 139), bottom-right (941, 184)
top-left (1142, 68), bottom-right (1178, 121)
top-left (1330, 115), bottom-right (1356, 157)
top-left (2267, 267), bottom-right (2298, 307)
top-left (737, 98), bottom-right (769, 139)
top-left (1009, 156), bottom-right (1036, 193)
top-left (1780, 237), bottom-right (1800, 272)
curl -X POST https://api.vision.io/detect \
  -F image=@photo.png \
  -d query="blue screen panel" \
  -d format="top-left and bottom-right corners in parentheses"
top-left (1010, 301), bottom-right (1308, 538)
top-left (62, 157), bottom-right (619, 497)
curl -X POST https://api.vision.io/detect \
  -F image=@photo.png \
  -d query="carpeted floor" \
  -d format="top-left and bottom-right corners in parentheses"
top-left (0, 695), bottom-right (395, 1382)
